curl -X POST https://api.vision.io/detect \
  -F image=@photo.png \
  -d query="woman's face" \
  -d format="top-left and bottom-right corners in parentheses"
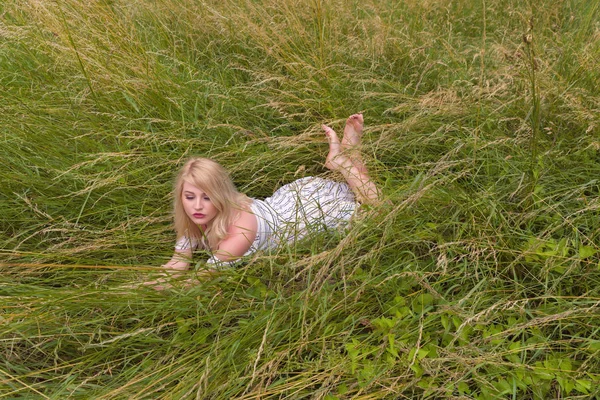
top-left (181, 181), bottom-right (218, 226)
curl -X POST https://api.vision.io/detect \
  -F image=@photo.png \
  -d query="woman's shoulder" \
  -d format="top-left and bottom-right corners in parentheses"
top-left (231, 205), bottom-right (258, 232)
top-left (214, 205), bottom-right (258, 260)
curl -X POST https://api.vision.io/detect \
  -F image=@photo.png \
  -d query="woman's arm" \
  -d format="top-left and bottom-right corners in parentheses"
top-left (162, 248), bottom-right (193, 271)
top-left (142, 248), bottom-right (192, 290)
top-left (212, 209), bottom-right (257, 262)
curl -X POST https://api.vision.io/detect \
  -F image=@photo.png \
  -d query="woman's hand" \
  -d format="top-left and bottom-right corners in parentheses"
top-left (161, 248), bottom-right (192, 271)
top-left (142, 268), bottom-right (218, 290)
top-left (141, 249), bottom-right (192, 290)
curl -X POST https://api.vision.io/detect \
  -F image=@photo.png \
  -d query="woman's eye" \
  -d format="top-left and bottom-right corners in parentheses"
top-left (203, 197), bottom-right (211, 201)
top-left (185, 196), bottom-right (194, 200)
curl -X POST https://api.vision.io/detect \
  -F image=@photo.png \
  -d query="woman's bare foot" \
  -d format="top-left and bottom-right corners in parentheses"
top-left (323, 122), bottom-right (380, 204)
top-left (342, 113), bottom-right (364, 151)
top-left (323, 125), bottom-right (352, 172)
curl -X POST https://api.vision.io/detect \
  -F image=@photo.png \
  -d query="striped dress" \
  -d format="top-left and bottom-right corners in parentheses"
top-left (175, 177), bottom-right (358, 265)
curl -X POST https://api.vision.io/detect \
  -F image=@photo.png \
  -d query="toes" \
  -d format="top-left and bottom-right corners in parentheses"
top-left (323, 125), bottom-right (339, 141)
top-left (346, 113), bottom-right (364, 126)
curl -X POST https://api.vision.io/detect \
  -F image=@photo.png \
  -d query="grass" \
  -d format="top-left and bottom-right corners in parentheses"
top-left (1, 0), bottom-right (600, 398)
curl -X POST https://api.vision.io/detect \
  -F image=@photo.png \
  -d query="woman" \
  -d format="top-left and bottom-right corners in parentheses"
top-left (162, 113), bottom-right (379, 273)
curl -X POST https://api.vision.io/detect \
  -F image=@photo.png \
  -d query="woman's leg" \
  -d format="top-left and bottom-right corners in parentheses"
top-left (323, 114), bottom-right (380, 204)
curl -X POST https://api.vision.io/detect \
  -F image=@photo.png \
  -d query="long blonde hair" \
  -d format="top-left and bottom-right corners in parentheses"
top-left (173, 158), bottom-right (251, 250)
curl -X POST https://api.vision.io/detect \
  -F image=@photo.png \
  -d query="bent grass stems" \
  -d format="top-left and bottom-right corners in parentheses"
top-left (2, 0), bottom-right (600, 398)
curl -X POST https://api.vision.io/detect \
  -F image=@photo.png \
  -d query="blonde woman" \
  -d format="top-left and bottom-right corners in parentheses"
top-left (162, 114), bottom-right (379, 273)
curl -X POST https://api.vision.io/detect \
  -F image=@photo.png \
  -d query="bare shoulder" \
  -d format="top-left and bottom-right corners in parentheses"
top-left (214, 207), bottom-right (258, 261)
top-left (231, 207), bottom-right (258, 233)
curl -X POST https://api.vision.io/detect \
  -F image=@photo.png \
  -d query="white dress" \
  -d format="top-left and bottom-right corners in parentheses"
top-left (175, 177), bottom-right (358, 266)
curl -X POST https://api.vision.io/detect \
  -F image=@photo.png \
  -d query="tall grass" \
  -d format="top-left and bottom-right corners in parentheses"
top-left (1, 0), bottom-right (600, 398)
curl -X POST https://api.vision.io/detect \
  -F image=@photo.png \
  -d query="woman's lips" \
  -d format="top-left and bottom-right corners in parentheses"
top-left (193, 213), bottom-right (205, 218)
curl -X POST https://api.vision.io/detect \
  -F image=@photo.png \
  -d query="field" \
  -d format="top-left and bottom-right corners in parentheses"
top-left (1, 0), bottom-right (600, 398)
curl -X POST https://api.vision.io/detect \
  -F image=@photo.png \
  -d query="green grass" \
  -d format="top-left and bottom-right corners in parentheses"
top-left (1, 0), bottom-right (600, 398)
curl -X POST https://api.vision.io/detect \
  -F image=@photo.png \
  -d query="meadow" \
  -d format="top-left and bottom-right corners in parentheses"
top-left (1, 0), bottom-right (600, 398)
